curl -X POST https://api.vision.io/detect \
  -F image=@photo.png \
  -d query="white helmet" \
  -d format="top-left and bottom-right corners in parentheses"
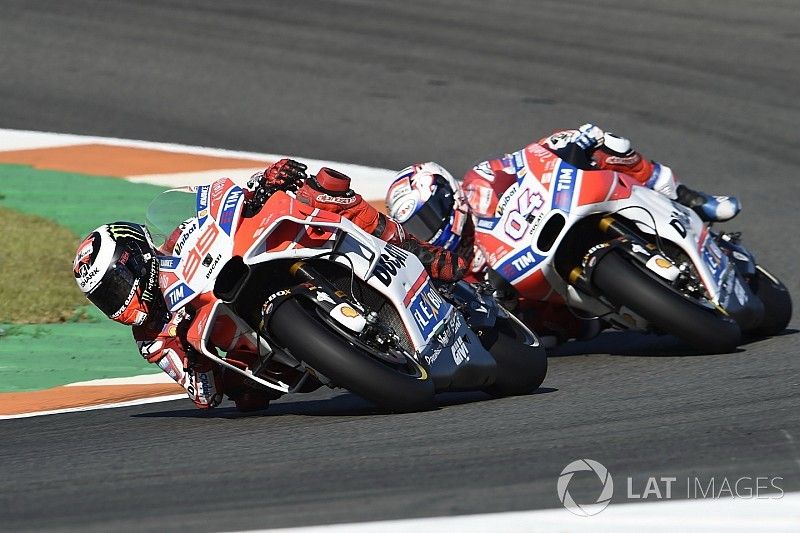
top-left (385, 162), bottom-right (468, 251)
top-left (73, 222), bottom-right (161, 326)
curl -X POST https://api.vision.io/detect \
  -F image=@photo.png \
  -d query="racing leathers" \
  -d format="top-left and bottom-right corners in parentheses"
top-left (460, 124), bottom-right (741, 343)
top-left (134, 159), bottom-right (465, 410)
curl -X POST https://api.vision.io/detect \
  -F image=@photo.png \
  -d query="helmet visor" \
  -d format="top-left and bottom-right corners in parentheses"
top-left (401, 181), bottom-right (455, 242)
top-left (86, 261), bottom-right (140, 318)
top-left (86, 246), bottom-right (152, 318)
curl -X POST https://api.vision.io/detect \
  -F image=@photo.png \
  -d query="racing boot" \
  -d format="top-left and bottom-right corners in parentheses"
top-left (592, 134), bottom-right (741, 222)
top-left (676, 184), bottom-right (741, 222)
top-left (518, 302), bottom-right (602, 348)
top-left (223, 351), bottom-right (281, 412)
top-left (297, 167), bottom-right (466, 281)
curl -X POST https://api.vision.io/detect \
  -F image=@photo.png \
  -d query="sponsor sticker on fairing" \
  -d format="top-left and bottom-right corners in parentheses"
top-left (498, 246), bottom-right (545, 281)
top-left (408, 282), bottom-right (452, 339)
top-left (165, 282), bottom-right (195, 310)
top-left (159, 256), bottom-right (181, 271)
top-left (702, 237), bottom-right (729, 286)
top-left (495, 183), bottom-right (518, 216)
top-left (371, 244), bottom-right (409, 287)
top-left (512, 150), bottom-right (527, 180)
top-left (476, 217), bottom-right (500, 231)
top-left (196, 185), bottom-right (210, 226)
top-left (174, 220), bottom-right (197, 255)
top-left (552, 161), bottom-right (578, 212)
top-left (219, 187), bottom-right (243, 235)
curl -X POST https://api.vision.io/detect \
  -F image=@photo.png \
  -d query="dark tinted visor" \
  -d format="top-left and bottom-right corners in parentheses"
top-left (86, 262), bottom-right (139, 317)
top-left (401, 179), bottom-right (454, 242)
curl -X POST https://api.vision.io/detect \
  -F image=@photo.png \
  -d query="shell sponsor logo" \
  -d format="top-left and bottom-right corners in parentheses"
top-left (340, 306), bottom-right (360, 318)
top-left (655, 257), bottom-right (673, 269)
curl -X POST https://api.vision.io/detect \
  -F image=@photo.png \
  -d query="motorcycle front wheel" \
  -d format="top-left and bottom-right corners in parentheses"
top-left (269, 298), bottom-right (435, 412)
top-left (592, 250), bottom-right (741, 353)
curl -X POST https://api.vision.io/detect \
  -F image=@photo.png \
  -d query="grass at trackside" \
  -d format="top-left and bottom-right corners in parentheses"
top-left (0, 163), bottom-right (167, 237)
top-left (0, 163), bottom-right (166, 323)
top-left (0, 207), bottom-right (87, 323)
top-left (0, 164), bottom-right (165, 390)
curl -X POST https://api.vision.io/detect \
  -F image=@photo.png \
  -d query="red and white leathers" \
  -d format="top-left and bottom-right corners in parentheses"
top-left (463, 124), bottom-right (680, 219)
top-left (134, 159), bottom-right (465, 410)
top-left (295, 165), bottom-right (467, 281)
top-left (461, 125), bottom-right (682, 342)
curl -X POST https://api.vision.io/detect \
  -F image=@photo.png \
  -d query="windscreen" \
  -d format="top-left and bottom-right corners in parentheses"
top-left (145, 187), bottom-right (197, 247)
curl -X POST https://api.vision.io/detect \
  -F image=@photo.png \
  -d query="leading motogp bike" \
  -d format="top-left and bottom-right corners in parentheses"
top-left (474, 144), bottom-right (792, 353)
top-left (145, 177), bottom-right (546, 411)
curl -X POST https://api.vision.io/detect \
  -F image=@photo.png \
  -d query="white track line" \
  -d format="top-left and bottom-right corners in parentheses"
top-left (0, 394), bottom-right (186, 420)
top-left (0, 128), bottom-right (397, 420)
top-left (0, 128), bottom-right (398, 199)
top-left (238, 492), bottom-right (800, 532)
top-left (64, 373), bottom-right (175, 387)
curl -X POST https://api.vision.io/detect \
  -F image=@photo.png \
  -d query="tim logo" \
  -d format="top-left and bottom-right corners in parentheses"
top-left (511, 251), bottom-right (537, 271)
top-left (553, 162), bottom-right (578, 212)
top-left (166, 283), bottom-right (194, 309)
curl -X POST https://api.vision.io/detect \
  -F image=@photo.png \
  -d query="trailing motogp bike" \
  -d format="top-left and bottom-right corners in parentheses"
top-left (474, 144), bottom-right (792, 353)
top-left (145, 178), bottom-right (546, 412)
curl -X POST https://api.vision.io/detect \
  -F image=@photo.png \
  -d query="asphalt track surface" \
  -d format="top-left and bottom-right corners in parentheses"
top-left (2, 1), bottom-right (799, 531)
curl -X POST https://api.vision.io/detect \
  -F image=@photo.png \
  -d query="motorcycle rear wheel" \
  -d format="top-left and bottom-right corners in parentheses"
top-left (592, 250), bottom-right (741, 353)
top-left (269, 298), bottom-right (435, 412)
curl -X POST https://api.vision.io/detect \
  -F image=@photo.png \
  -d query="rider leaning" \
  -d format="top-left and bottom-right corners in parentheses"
top-left (386, 124), bottom-right (741, 342)
top-left (73, 159), bottom-right (466, 412)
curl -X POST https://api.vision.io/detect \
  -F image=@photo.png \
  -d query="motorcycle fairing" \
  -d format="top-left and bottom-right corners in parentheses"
top-left (161, 178), bottom-right (244, 312)
top-left (236, 192), bottom-right (453, 350)
top-left (474, 146), bottom-right (757, 326)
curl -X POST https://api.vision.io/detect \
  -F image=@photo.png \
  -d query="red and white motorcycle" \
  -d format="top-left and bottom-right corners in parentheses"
top-left (474, 144), bottom-right (792, 353)
top-left (145, 177), bottom-right (546, 411)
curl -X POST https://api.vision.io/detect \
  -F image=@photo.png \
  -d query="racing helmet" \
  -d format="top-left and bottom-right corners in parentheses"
top-left (385, 162), bottom-right (468, 251)
top-left (73, 222), bottom-right (161, 326)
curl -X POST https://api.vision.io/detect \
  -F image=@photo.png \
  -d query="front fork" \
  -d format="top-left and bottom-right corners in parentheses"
top-left (568, 216), bottom-right (683, 294)
top-left (261, 261), bottom-right (369, 335)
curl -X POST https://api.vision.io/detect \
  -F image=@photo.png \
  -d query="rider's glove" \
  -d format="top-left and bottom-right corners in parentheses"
top-left (572, 123), bottom-right (605, 150)
top-left (244, 158), bottom-right (308, 217)
top-left (260, 158), bottom-right (308, 191)
top-left (400, 234), bottom-right (467, 282)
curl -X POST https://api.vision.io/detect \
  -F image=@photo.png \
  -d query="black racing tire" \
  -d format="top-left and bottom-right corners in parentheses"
top-left (592, 250), bottom-right (741, 353)
top-left (269, 298), bottom-right (435, 412)
top-left (748, 266), bottom-right (792, 337)
top-left (481, 317), bottom-right (547, 397)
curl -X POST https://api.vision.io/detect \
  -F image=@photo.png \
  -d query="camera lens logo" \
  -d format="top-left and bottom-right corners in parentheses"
top-left (557, 459), bottom-right (614, 516)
